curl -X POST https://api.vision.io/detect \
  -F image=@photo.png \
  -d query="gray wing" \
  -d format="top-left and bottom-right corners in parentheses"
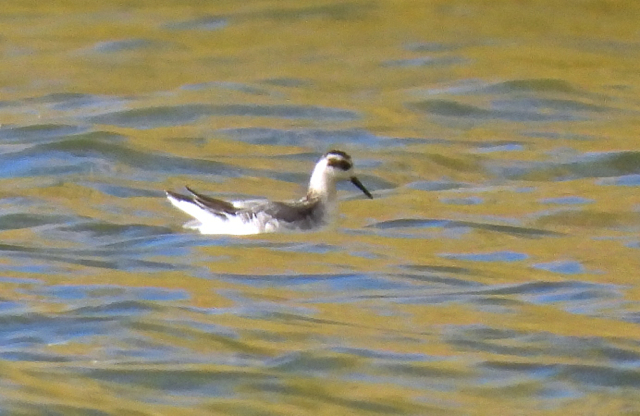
top-left (185, 186), bottom-right (238, 214)
top-left (185, 187), bottom-right (319, 224)
top-left (166, 187), bottom-right (237, 219)
top-left (254, 199), bottom-right (322, 229)
top-left (168, 187), bottom-right (320, 228)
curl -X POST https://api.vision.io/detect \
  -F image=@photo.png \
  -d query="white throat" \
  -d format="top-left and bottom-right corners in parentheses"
top-left (307, 161), bottom-right (338, 201)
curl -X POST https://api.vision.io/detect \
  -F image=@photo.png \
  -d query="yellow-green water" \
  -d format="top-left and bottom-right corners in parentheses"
top-left (0, 1), bottom-right (639, 414)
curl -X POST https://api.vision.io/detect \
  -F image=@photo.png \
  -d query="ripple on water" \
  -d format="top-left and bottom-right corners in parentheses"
top-left (44, 284), bottom-right (188, 303)
top-left (480, 78), bottom-right (582, 95)
top-left (407, 180), bottom-right (471, 191)
top-left (164, 16), bottom-right (228, 31)
top-left (0, 124), bottom-right (89, 143)
top-left (440, 196), bottom-right (484, 205)
top-left (0, 133), bottom-right (248, 178)
top-left (381, 56), bottom-right (467, 67)
top-left (471, 142), bottom-right (524, 153)
top-left (408, 76), bottom-right (618, 127)
top-left (445, 325), bottom-right (640, 364)
top-left (214, 272), bottom-right (418, 295)
top-left (598, 174), bottom-right (640, 186)
top-left (88, 38), bottom-right (175, 54)
top-left (482, 280), bottom-right (623, 315)
top-left (217, 127), bottom-right (423, 148)
top-left (88, 104), bottom-right (215, 129)
top-left (560, 364), bottom-right (640, 388)
top-left (180, 81), bottom-right (271, 95)
top-left (0, 213), bottom-right (75, 231)
top-left (88, 104), bottom-right (359, 129)
top-left (394, 265), bottom-right (623, 317)
top-left (237, 2), bottom-right (374, 21)
top-left (398, 264), bottom-right (480, 282)
top-left (0, 311), bottom-right (117, 357)
top-left (368, 218), bottom-right (560, 238)
top-left (266, 349), bottom-right (360, 375)
top-left (416, 78), bottom-right (599, 100)
top-left (490, 150), bottom-right (640, 181)
top-left (55, 221), bottom-right (171, 240)
top-left (531, 260), bottom-right (587, 275)
top-left (407, 98), bottom-right (598, 123)
top-left (0, 220), bottom-right (200, 272)
top-left (20, 93), bottom-right (130, 112)
top-left (440, 251), bottom-right (529, 262)
top-left (533, 208), bottom-right (640, 230)
top-left (493, 97), bottom-right (610, 114)
top-left (260, 77), bottom-right (313, 87)
top-left (78, 181), bottom-right (160, 198)
top-left (405, 41), bottom-right (472, 52)
top-left (539, 196), bottom-right (593, 205)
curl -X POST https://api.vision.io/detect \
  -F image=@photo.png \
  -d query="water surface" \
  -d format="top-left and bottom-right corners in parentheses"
top-left (1, 0), bottom-right (640, 414)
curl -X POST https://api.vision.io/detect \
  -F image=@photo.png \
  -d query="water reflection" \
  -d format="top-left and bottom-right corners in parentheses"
top-left (0, 0), bottom-right (639, 414)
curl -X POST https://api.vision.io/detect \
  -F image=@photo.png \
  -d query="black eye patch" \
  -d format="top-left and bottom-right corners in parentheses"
top-left (327, 158), bottom-right (352, 171)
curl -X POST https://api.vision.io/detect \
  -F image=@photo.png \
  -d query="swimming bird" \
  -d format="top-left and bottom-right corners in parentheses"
top-left (165, 150), bottom-right (373, 235)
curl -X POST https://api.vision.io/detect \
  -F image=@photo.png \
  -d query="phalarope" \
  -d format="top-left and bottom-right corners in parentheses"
top-left (166, 150), bottom-right (373, 235)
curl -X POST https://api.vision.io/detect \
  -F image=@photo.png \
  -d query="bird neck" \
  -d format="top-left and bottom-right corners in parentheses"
top-left (307, 169), bottom-right (337, 202)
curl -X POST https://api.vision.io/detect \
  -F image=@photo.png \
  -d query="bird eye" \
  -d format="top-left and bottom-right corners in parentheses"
top-left (327, 159), bottom-right (352, 171)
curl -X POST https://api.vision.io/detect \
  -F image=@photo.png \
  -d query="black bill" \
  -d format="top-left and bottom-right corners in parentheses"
top-left (350, 176), bottom-right (373, 199)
